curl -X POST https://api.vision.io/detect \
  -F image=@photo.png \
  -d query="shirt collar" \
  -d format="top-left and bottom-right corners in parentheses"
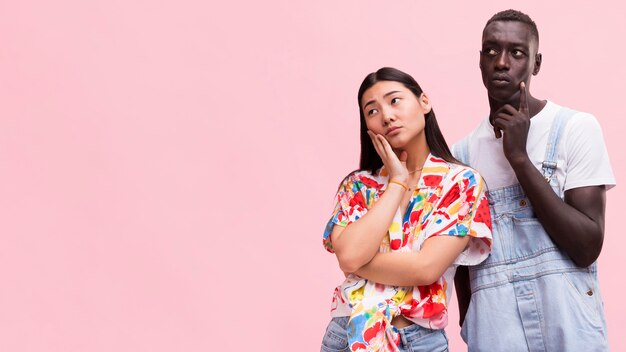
top-left (379, 153), bottom-right (450, 189)
top-left (416, 154), bottom-right (450, 189)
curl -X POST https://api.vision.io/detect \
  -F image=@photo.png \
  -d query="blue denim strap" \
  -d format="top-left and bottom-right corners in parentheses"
top-left (455, 137), bottom-right (470, 165)
top-left (541, 107), bottom-right (576, 182)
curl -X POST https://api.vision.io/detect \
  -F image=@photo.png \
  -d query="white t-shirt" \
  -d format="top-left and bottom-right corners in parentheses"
top-left (453, 101), bottom-right (616, 194)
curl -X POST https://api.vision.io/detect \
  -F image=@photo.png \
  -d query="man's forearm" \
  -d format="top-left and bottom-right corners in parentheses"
top-left (511, 157), bottom-right (604, 266)
top-left (455, 266), bottom-right (471, 327)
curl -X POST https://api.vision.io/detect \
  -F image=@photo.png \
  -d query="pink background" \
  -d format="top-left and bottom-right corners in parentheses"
top-left (1, 1), bottom-right (624, 351)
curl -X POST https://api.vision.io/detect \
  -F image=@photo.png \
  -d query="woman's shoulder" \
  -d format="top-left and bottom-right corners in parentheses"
top-left (446, 162), bottom-right (485, 185)
top-left (447, 162), bottom-right (479, 174)
top-left (337, 169), bottom-right (386, 192)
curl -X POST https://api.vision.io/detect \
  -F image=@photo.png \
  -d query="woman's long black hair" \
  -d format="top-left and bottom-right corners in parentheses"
top-left (357, 67), bottom-right (461, 173)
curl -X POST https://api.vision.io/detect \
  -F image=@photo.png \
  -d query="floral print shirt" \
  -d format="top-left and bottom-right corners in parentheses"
top-left (323, 155), bottom-right (492, 351)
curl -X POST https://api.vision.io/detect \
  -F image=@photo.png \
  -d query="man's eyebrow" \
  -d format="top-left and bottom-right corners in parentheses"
top-left (481, 39), bottom-right (499, 46)
top-left (363, 91), bottom-right (402, 109)
top-left (482, 39), bottom-right (528, 47)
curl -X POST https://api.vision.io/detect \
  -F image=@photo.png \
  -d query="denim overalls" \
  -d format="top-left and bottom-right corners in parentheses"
top-left (455, 108), bottom-right (609, 352)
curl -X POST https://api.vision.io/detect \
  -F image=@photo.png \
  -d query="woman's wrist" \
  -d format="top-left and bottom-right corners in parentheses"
top-left (388, 179), bottom-right (409, 192)
top-left (389, 170), bottom-right (409, 184)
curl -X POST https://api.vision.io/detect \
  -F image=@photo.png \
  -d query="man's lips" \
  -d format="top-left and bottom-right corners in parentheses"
top-left (491, 76), bottom-right (511, 87)
top-left (492, 74), bottom-right (510, 83)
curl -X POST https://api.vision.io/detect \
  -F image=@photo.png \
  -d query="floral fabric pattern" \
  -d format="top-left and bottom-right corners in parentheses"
top-left (323, 155), bottom-right (492, 351)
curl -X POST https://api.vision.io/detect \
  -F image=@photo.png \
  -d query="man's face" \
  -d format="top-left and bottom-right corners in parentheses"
top-left (480, 21), bottom-right (540, 104)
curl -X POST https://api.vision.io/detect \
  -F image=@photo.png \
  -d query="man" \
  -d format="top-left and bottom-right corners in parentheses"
top-left (453, 9), bottom-right (615, 351)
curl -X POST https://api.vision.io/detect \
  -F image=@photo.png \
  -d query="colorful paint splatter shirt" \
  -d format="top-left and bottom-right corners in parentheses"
top-left (323, 155), bottom-right (492, 351)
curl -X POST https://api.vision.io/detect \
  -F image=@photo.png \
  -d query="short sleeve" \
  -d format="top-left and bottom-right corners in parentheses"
top-left (424, 168), bottom-right (492, 265)
top-left (322, 173), bottom-right (377, 253)
top-left (562, 113), bottom-right (616, 191)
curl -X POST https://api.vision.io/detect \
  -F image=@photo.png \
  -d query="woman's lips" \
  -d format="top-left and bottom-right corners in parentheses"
top-left (386, 127), bottom-right (401, 136)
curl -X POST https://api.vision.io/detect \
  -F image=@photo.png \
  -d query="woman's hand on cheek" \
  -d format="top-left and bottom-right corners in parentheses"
top-left (367, 131), bottom-right (409, 183)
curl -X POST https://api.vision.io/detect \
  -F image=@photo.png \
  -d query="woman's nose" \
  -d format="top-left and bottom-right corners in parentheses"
top-left (382, 108), bottom-right (395, 124)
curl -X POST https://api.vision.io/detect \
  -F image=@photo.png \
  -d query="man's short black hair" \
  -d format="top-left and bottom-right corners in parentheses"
top-left (486, 9), bottom-right (539, 44)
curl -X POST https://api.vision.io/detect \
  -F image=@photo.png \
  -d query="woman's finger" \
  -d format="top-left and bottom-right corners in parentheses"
top-left (399, 150), bottom-right (408, 164)
top-left (368, 131), bottom-right (386, 160)
top-left (378, 134), bottom-right (396, 158)
top-left (377, 135), bottom-right (409, 179)
top-left (378, 134), bottom-right (405, 168)
top-left (378, 134), bottom-right (393, 160)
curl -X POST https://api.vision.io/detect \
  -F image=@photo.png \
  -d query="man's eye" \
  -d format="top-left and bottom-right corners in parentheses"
top-left (512, 50), bottom-right (525, 57)
top-left (483, 48), bottom-right (498, 56)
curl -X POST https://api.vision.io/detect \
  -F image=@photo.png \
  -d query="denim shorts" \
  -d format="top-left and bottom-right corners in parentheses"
top-left (320, 317), bottom-right (448, 352)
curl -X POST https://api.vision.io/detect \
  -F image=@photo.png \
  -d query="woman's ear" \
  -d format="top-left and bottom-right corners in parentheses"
top-left (419, 93), bottom-right (432, 114)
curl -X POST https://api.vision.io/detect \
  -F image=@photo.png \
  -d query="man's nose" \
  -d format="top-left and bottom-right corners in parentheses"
top-left (495, 51), bottom-right (510, 69)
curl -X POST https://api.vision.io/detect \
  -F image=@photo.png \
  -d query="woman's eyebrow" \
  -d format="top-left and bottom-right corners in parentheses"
top-left (363, 91), bottom-right (402, 109)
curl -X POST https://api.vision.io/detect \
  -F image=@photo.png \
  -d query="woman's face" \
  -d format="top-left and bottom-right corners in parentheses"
top-left (361, 80), bottom-right (431, 150)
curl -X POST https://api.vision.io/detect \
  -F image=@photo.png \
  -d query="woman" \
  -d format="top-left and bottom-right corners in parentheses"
top-left (321, 67), bottom-right (492, 352)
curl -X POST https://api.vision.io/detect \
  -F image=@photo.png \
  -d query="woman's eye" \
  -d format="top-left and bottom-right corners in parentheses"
top-left (367, 109), bottom-right (378, 116)
top-left (391, 97), bottom-right (400, 104)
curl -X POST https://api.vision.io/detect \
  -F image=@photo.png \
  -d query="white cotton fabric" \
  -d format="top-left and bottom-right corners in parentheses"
top-left (454, 101), bottom-right (616, 195)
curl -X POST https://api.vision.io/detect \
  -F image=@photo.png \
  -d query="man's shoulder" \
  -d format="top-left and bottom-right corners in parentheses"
top-left (547, 101), bottom-right (598, 124)
top-left (550, 104), bottom-right (602, 139)
top-left (453, 117), bottom-right (485, 139)
top-left (451, 117), bottom-right (490, 161)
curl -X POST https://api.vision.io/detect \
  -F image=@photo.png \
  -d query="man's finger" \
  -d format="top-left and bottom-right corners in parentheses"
top-left (518, 81), bottom-right (529, 114)
top-left (493, 126), bottom-right (502, 139)
top-left (492, 112), bottom-right (513, 139)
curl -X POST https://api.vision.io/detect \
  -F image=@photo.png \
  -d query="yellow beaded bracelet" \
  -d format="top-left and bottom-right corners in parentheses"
top-left (389, 179), bottom-right (409, 191)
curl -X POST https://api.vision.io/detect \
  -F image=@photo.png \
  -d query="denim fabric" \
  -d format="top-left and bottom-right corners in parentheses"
top-left (458, 108), bottom-right (609, 352)
top-left (460, 184), bottom-right (609, 352)
top-left (320, 317), bottom-right (350, 352)
top-left (321, 317), bottom-right (448, 352)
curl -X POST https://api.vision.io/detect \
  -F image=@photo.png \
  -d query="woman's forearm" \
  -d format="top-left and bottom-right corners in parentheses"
top-left (355, 235), bottom-right (470, 286)
top-left (331, 183), bottom-right (406, 273)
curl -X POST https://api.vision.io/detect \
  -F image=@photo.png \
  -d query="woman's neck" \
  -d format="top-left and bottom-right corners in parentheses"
top-left (402, 136), bottom-right (430, 173)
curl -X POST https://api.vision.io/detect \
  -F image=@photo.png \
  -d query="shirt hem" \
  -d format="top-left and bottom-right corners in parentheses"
top-left (564, 178), bottom-right (616, 191)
